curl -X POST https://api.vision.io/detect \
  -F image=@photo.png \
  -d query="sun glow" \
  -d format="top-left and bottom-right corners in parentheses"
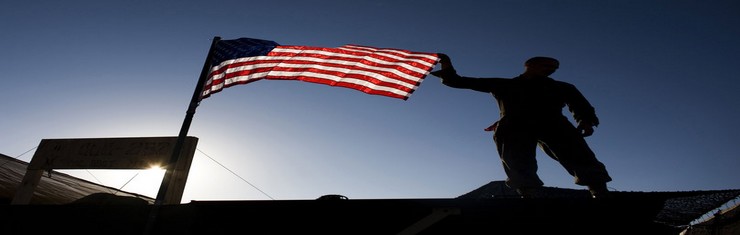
top-left (147, 164), bottom-right (164, 171)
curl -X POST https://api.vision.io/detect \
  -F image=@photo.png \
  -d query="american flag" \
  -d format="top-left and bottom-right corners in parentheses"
top-left (201, 37), bottom-right (439, 100)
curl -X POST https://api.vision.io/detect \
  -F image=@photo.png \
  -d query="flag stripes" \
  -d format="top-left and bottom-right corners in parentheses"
top-left (201, 38), bottom-right (439, 100)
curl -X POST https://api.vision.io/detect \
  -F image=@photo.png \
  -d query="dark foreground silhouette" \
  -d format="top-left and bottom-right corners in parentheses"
top-left (7, 187), bottom-right (739, 235)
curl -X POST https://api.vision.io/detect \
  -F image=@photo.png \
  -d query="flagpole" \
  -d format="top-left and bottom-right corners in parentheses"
top-left (153, 35), bottom-right (220, 205)
top-left (143, 36), bottom-right (220, 235)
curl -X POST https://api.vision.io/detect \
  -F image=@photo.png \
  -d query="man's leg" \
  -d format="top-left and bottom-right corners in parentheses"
top-left (539, 123), bottom-right (612, 198)
top-left (494, 131), bottom-right (543, 197)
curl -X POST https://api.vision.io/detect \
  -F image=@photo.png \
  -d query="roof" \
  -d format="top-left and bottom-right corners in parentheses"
top-left (0, 153), bottom-right (154, 205)
top-left (459, 180), bottom-right (740, 228)
top-left (2, 152), bottom-right (739, 234)
top-left (1, 197), bottom-right (682, 234)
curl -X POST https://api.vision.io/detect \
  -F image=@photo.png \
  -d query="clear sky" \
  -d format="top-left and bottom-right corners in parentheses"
top-left (2, 1), bottom-right (739, 202)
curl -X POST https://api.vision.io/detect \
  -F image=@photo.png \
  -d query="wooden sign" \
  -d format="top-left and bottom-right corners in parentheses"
top-left (27, 137), bottom-right (195, 170)
top-left (12, 136), bottom-right (198, 205)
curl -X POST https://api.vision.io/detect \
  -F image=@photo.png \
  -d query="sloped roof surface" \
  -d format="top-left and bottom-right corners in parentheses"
top-left (0, 153), bottom-right (154, 205)
top-left (458, 180), bottom-right (740, 227)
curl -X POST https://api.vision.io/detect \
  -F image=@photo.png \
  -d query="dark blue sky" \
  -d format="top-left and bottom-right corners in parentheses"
top-left (1, 1), bottom-right (739, 201)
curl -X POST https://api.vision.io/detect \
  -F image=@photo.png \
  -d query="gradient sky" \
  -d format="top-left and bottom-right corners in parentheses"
top-left (2, 1), bottom-right (739, 203)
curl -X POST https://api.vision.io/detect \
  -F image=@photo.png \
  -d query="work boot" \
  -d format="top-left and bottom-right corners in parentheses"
top-left (588, 183), bottom-right (611, 199)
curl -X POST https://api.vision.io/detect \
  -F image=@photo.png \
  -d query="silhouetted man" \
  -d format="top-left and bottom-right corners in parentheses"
top-left (431, 54), bottom-right (612, 198)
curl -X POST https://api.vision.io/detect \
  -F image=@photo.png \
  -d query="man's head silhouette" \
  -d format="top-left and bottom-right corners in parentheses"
top-left (524, 56), bottom-right (559, 77)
